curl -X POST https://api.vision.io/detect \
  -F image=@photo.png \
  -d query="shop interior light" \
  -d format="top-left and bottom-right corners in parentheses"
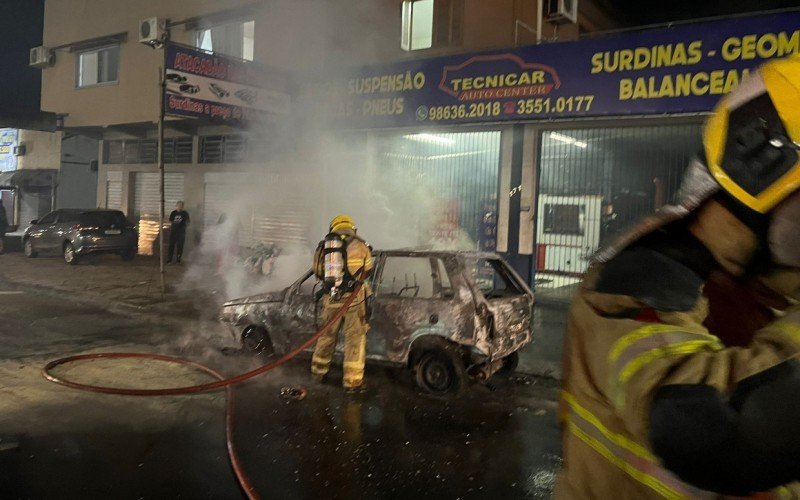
top-left (403, 133), bottom-right (456, 145)
top-left (426, 149), bottom-right (494, 160)
top-left (549, 132), bottom-right (588, 149)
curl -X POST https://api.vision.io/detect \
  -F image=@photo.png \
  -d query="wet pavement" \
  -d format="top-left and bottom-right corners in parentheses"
top-left (0, 280), bottom-right (562, 498)
top-left (0, 252), bottom-right (570, 379)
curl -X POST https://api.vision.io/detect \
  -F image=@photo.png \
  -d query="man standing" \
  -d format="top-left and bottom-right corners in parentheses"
top-left (167, 201), bottom-right (189, 264)
top-left (557, 56), bottom-right (800, 497)
top-left (311, 215), bottom-right (373, 395)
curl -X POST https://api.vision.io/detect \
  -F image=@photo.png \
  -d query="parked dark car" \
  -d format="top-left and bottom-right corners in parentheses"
top-left (23, 209), bottom-right (137, 265)
top-left (220, 250), bottom-right (534, 396)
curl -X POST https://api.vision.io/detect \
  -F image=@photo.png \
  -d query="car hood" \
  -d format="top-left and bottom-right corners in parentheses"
top-left (222, 290), bottom-right (286, 307)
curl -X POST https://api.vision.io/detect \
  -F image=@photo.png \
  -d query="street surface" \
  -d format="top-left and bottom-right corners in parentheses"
top-left (0, 264), bottom-right (562, 498)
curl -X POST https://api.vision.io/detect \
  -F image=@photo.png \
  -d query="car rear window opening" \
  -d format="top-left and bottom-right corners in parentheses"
top-left (80, 211), bottom-right (127, 228)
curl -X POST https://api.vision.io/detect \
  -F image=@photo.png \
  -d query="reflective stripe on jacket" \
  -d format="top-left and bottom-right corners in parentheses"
top-left (557, 279), bottom-right (800, 499)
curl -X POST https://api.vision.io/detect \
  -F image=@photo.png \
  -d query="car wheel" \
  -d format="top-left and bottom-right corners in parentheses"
top-left (497, 351), bottom-right (519, 377)
top-left (24, 239), bottom-right (37, 258)
top-left (120, 249), bottom-right (136, 261)
top-left (63, 243), bottom-right (79, 265)
top-left (241, 325), bottom-right (274, 355)
top-left (413, 347), bottom-right (467, 397)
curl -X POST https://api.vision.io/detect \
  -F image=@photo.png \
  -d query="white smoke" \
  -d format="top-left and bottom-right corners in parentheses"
top-left (176, 1), bottom-right (480, 302)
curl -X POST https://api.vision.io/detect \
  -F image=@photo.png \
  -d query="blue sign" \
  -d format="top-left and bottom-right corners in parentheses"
top-left (320, 11), bottom-right (800, 128)
top-left (0, 129), bottom-right (18, 172)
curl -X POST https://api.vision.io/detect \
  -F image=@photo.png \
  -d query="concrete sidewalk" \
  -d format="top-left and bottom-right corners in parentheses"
top-left (0, 253), bottom-right (215, 318)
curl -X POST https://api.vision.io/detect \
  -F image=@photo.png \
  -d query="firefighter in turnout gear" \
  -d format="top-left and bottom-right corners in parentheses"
top-left (311, 215), bottom-right (374, 394)
top-left (557, 56), bottom-right (800, 498)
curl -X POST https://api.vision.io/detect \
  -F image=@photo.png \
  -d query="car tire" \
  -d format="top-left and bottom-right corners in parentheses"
top-left (241, 325), bottom-right (274, 355)
top-left (63, 242), bottom-right (79, 265)
top-left (23, 239), bottom-right (37, 258)
top-left (120, 249), bottom-right (136, 261)
top-left (412, 346), bottom-right (467, 398)
top-left (497, 351), bottom-right (519, 377)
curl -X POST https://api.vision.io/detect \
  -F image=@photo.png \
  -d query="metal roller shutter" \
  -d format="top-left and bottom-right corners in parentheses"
top-left (203, 172), bottom-right (246, 247)
top-left (249, 172), bottom-right (310, 247)
top-left (105, 171), bottom-right (122, 210)
top-left (20, 192), bottom-right (48, 229)
top-left (202, 172), bottom-right (310, 248)
top-left (534, 123), bottom-right (702, 298)
top-left (133, 172), bottom-right (184, 218)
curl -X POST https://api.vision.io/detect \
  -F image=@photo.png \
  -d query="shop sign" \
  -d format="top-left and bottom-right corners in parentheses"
top-left (164, 43), bottom-right (291, 124)
top-left (0, 129), bottom-right (18, 172)
top-left (318, 11), bottom-right (800, 128)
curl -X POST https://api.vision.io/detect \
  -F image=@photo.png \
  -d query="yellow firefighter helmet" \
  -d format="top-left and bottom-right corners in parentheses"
top-left (704, 55), bottom-right (800, 214)
top-left (330, 214), bottom-right (356, 233)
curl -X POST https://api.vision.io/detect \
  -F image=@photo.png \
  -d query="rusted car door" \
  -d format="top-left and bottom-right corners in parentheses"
top-left (465, 257), bottom-right (534, 360)
top-left (282, 271), bottom-right (322, 338)
top-left (369, 253), bottom-right (475, 363)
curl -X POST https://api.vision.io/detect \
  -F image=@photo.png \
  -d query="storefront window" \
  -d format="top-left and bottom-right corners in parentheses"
top-left (534, 123), bottom-right (702, 299)
top-left (376, 131), bottom-right (501, 250)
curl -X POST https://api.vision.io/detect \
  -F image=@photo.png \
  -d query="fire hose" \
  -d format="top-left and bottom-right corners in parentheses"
top-left (41, 282), bottom-right (364, 500)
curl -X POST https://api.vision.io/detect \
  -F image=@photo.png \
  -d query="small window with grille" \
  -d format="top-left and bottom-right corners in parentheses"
top-left (200, 135), bottom-right (248, 163)
top-left (103, 138), bottom-right (194, 164)
top-left (164, 137), bottom-right (193, 164)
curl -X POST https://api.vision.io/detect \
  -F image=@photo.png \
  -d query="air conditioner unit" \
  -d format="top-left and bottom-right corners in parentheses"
top-left (29, 46), bottom-right (55, 68)
top-left (139, 17), bottom-right (166, 45)
top-left (545, 0), bottom-right (578, 25)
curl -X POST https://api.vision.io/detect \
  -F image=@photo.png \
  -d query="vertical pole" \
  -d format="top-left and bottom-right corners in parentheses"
top-left (536, 0), bottom-right (543, 43)
top-left (157, 47), bottom-right (167, 297)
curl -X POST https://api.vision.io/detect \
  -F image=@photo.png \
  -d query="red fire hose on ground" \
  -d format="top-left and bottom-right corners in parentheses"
top-left (42, 283), bottom-right (364, 500)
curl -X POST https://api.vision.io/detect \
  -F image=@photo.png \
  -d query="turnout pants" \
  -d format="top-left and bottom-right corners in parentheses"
top-left (311, 288), bottom-right (369, 388)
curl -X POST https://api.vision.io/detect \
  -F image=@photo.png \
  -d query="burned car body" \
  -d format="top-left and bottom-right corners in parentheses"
top-left (220, 250), bottom-right (533, 395)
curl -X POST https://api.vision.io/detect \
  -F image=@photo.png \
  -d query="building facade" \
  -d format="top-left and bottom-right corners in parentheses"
top-left (37, 0), bottom-right (800, 274)
top-left (39, 0), bottom-right (618, 249)
top-left (0, 129), bottom-right (60, 231)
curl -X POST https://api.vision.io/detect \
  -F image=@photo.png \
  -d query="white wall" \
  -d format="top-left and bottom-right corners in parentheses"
top-left (57, 134), bottom-right (98, 209)
top-left (17, 130), bottom-right (62, 170)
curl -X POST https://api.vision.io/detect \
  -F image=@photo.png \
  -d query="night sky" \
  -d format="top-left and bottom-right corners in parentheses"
top-left (0, 0), bottom-right (44, 117)
top-left (604, 0), bottom-right (800, 26)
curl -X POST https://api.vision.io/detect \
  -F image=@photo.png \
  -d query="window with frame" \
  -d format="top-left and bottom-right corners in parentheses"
top-left (199, 135), bottom-right (264, 163)
top-left (103, 138), bottom-right (193, 164)
top-left (196, 19), bottom-right (255, 61)
top-left (76, 45), bottom-right (120, 87)
top-left (543, 203), bottom-right (585, 235)
top-left (401, 0), bottom-right (463, 52)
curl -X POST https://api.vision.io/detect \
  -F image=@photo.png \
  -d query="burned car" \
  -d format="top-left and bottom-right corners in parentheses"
top-left (220, 251), bottom-right (533, 396)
